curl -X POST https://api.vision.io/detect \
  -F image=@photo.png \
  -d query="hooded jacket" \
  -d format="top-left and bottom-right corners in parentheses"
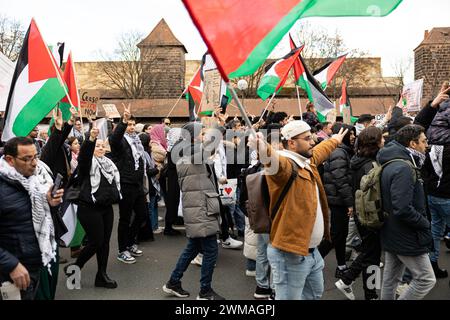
top-left (377, 140), bottom-right (432, 256)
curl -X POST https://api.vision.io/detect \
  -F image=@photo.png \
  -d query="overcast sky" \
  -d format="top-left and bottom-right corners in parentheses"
top-left (1, 0), bottom-right (449, 82)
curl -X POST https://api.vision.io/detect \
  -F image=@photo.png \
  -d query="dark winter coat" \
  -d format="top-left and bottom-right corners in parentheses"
top-left (426, 99), bottom-right (450, 145)
top-left (350, 154), bottom-right (376, 195)
top-left (323, 144), bottom-right (354, 207)
top-left (109, 121), bottom-right (145, 192)
top-left (377, 140), bottom-right (432, 256)
top-left (0, 174), bottom-right (42, 278)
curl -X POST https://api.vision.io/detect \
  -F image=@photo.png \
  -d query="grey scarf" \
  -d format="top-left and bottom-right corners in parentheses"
top-left (430, 145), bottom-right (444, 187)
top-left (0, 158), bottom-right (56, 272)
top-left (407, 147), bottom-right (426, 168)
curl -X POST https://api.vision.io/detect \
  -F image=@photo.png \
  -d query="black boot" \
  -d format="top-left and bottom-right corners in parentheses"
top-left (95, 272), bottom-right (118, 289)
top-left (431, 261), bottom-right (448, 278)
top-left (444, 236), bottom-right (450, 250)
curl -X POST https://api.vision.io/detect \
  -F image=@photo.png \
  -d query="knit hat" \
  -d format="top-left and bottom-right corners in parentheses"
top-left (281, 120), bottom-right (311, 140)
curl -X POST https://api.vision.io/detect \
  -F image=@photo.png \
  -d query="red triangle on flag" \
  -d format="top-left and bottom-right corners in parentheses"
top-left (28, 19), bottom-right (60, 82)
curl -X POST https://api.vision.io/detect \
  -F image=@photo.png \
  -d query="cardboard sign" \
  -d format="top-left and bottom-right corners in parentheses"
top-left (79, 90), bottom-right (99, 119)
top-left (342, 107), bottom-right (351, 124)
top-left (326, 108), bottom-right (337, 124)
top-left (200, 69), bottom-right (222, 114)
top-left (102, 104), bottom-right (121, 118)
top-left (218, 178), bottom-right (237, 205)
top-left (400, 79), bottom-right (424, 113)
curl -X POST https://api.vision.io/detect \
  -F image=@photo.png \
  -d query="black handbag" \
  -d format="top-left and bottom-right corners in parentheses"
top-left (64, 169), bottom-right (80, 202)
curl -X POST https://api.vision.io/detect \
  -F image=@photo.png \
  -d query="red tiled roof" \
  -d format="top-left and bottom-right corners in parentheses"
top-left (415, 27), bottom-right (450, 50)
top-left (137, 19), bottom-right (187, 52)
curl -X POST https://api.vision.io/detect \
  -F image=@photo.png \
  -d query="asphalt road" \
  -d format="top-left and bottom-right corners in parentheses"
top-left (55, 205), bottom-right (450, 300)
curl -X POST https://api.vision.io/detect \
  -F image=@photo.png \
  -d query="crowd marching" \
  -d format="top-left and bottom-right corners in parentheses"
top-left (0, 81), bottom-right (449, 301)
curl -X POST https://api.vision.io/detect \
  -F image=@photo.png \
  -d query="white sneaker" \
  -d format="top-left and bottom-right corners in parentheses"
top-left (222, 237), bottom-right (243, 249)
top-left (190, 254), bottom-right (203, 266)
top-left (396, 283), bottom-right (409, 297)
top-left (335, 279), bottom-right (355, 300)
top-left (153, 227), bottom-right (164, 234)
top-left (127, 244), bottom-right (143, 257)
top-left (158, 216), bottom-right (163, 222)
top-left (245, 270), bottom-right (256, 277)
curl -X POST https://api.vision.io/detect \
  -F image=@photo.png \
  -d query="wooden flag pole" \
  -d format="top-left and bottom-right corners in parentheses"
top-left (166, 92), bottom-right (184, 118)
top-left (227, 82), bottom-right (256, 137)
top-left (296, 85), bottom-right (303, 121)
top-left (260, 91), bottom-right (277, 120)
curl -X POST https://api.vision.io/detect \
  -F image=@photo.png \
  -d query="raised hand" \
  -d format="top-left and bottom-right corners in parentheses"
top-left (53, 108), bottom-right (63, 131)
top-left (331, 127), bottom-right (349, 145)
top-left (89, 122), bottom-right (99, 141)
top-left (68, 106), bottom-right (78, 125)
top-left (385, 105), bottom-right (393, 122)
top-left (431, 81), bottom-right (450, 108)
top-left (122, 103), bottom-right (131, 123)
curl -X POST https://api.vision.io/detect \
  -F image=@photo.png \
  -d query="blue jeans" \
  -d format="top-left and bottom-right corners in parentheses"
top-left (225, 203), bottom-right (245, 234)
top-left (256, 234), bottom-right (271, 289)
top-left (169, 235), bottom-right (218, 291)
top-left (149, 195), bottom-right (159, 231)
top-left (267, 244), bottom-right (324, 300)
top-left (428, 195), bottom-right (450, 262)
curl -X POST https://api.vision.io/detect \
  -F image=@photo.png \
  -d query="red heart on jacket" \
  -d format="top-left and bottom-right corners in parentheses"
top-left (224, 187), bottom-right (233, 195)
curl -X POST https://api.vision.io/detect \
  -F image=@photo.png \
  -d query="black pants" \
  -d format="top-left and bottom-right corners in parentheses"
top-left (344, 216), bottom-right (381, 296)
top-left (118, 186), bottom-right (147, 252)
top-left (0, 267), bottom-right (40, 300)
top-left (219, 201), bottom-right (230, 241)
top-left (76, 204), bottom-right (113, 274)
top-left (319, 205), bottom-right (349, 266)
top-left (165, 168), bottom-right (180, 231)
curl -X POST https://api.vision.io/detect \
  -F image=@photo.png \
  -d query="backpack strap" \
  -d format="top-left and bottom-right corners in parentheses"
top-left (270, 160), bottom-right (299, 221)
top-left (381, 159), bottom-right (417, 183)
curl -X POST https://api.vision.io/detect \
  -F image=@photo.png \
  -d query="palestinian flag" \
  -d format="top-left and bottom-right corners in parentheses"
top-left (313, 54), bottom-right (347, 90)
top-left (59, 52), bottom-right (80, 121)
top-left (49, 42), bottom-right (65, 68)
top-left (182, 0), bottom-right (403, 81)
top-left (1, 19), bottom-right (67, 141)
top-left (296, 53), bottom-right (335, 116)
top-left (257, 46), bottom-right (303, 101)
top-left (60, 202), bottom-right (85, 248)
top-left (339, 79), bottom-right (358, 123)
top-left (185, 66), bottom-right (202, 121)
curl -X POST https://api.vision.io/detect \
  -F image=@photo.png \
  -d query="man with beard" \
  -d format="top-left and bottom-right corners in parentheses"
top-left (248, 120), bottom-right (347, 300)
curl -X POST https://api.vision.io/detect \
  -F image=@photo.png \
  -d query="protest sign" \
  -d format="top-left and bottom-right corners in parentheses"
top-left (218, 178), bottom-right (237, 205)
top-left (79, 89), bottom-right (99, 118)
top-left (399, 79), bottom-right (423, 113)
top-left (342, 106), bottom-right (351, 124)
top-left (326, 108), bottom-right (337, 124)
top-left (102, 103), bottom-right (121, 118)
top-left (200, 68), bottom-right (222, 114)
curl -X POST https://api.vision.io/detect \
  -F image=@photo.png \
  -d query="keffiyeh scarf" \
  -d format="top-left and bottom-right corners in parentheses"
top-left (125, 132), bottom-right (145, 170)
top-left (430, 145), bottom-right (444, 187)
top-left (0, 158), bottom-right (56, 272)
top-left (90, 156), bottom-right (121, 201)
top-left (407, 147), bottom-right (426, 168)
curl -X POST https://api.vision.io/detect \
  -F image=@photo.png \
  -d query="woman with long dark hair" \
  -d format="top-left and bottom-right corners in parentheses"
top-left (64, 126), bottom-right (121, 288)
top-left (334, 126), bottom-right (385, 300)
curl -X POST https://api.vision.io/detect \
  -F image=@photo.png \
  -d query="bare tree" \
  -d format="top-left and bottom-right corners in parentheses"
top-left (0, 15), bottom-right (25, 62)
top-left (231, 63), bottom-right (268, 99)
top-left (97, 31), bottom-right (159, 99)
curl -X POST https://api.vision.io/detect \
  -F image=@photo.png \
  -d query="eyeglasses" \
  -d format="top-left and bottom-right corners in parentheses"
top-left (291, 135), bottom-right (313, 142)
top-left (165, 122), bottom-right (171, 126)
top-left (14, 154), bottom-right (39, 163)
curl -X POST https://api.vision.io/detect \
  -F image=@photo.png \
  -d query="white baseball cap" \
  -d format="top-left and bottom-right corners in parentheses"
top-left (281, 120), bottom-right (311, 140)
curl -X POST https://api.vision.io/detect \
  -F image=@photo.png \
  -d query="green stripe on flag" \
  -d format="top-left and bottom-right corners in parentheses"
top-left (300, 0), bottom-right (402, 18)
top-left (12, 78), bottom-right (65, 137)
top-left (257, 75), bottom-right (281, 101)
top-left (69, 220), bottom-right (85, 248)
top-left (297, 73), bottom-right (313, 102)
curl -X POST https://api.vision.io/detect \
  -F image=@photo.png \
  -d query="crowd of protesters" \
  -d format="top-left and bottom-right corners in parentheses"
top-left (0, 82), bottom-right (449, 301)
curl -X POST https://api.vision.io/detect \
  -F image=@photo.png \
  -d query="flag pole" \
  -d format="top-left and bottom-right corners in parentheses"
top-left (260, 91), bottom-right (277, 120)
top-left (69, 52), bottom-right (86, 139)
top-left (166, 92), bottom-right (184, 118)
top-left (227, 82), bottom-right (256, 137)
top-left (296, 85), bottom-right (303, 121)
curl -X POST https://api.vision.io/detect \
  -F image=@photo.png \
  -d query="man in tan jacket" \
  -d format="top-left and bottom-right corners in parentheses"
top-left (248, 120), bottom-right (347, 300)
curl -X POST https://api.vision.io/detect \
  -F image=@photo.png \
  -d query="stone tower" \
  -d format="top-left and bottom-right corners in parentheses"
top-left (414, 28), bottom-right (450, 102)
top-left (138, 19), bottom-right (187, 98)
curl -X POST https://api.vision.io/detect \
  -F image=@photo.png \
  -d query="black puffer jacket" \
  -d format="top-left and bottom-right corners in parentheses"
top-left (0, 174), bottom-right (42, 277)
top-left (350, 154), bottom-right (376, 195)
top-left (109, 121), bottom-right (145, 191)
top-left (323, 144), bottom-right (354, 207)
top-left (377, 140), bottom-right (432, 256)
top-left (426, 99), bottom-right (450, 145)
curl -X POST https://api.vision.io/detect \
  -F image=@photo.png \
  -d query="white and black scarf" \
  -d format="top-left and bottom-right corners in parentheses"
top-left (0, 158), bottom-right (56, 272)
top-left (430, 145), bottom-right (444, 187)
top-left (407, 147), bottom-right (426, 168)
top-left (90, 156), bottom-right (121, 201)
top-left (125, 133), bottom-right (145, 170)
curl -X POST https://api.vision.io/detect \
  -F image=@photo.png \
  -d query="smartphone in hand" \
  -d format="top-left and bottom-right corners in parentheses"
top-left (51, 173), bottom-right (64, 198)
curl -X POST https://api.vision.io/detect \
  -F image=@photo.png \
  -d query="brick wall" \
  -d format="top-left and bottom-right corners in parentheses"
top-left (415, 43), bottom-right (450, 102)
top-left (141, 46), bottom-right (186, 98)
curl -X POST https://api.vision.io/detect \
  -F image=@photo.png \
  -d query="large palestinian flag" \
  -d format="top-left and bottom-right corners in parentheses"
top-left (1, 19), bottom-right (66, 141)
top-left (257, 47), bottom-right (303, 101)
top-left (339, 78), bottom-right (358, 123)
top-left (182, 0), bottom-right (403, 81)
top-left (59, 52), bottom-right (80, 121)
top-left (313, 54), bottom-right (347, 90)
